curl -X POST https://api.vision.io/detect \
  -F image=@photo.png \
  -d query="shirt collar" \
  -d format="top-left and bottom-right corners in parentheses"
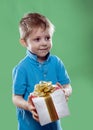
top-left (26, 50), bottom-right (50, 63)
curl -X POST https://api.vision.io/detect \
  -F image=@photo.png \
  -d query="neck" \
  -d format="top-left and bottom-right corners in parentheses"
top-left (37, 56), bottom-right (47, 63)
top-left (38, 53), bottom-right (50, 63)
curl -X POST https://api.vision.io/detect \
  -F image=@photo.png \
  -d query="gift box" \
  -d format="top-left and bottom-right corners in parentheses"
top-left (32, 81), bottom-right (70, 126)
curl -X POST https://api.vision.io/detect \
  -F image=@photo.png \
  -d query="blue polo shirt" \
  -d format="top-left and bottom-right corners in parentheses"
top-left (12, 50), bottom-right (70, 130)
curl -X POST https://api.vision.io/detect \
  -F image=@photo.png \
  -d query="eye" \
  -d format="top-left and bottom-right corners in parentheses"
top-left (34, 37), bottom-right (40, 42)
top-left (45, 36), bottom-right (50, 41)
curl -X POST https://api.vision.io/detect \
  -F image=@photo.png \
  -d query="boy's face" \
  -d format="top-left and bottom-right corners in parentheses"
top-left (26, 27), bottom-right (52, 62)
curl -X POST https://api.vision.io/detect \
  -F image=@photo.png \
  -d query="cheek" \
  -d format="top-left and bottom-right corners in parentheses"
top-left (27, 43), bottom-right (32, 50)
top-left (27, 43), bottom-right (38, 53)
top-left (50, 42), bottom-right (52, 48)
top-left (26, 39), bottom-right (31, 48)
top-left (26, 39), bottom-right (34, 50)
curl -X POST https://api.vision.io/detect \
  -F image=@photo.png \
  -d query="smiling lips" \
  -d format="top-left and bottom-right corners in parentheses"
top-left (39, 47), bottom-right (48, 51)
top-left (40, 48), bottom-right (47, 50)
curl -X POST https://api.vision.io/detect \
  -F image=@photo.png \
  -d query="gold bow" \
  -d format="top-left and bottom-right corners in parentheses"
top-left (33, 81), bottom-right (55, 97)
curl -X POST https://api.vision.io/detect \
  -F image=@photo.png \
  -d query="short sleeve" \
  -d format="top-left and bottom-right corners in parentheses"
top-left (56, 57), bottom-right (71, 85)
top-left (12, 65), bottom-right (27, 95)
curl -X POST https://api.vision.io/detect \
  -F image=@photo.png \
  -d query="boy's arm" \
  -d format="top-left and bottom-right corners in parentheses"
top-left (12, 94), bottom-right (39, 121)
top-left (12, 94), bottom-right (29, 110)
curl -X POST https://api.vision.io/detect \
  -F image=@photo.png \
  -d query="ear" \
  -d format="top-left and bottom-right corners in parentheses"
top-left (19, 39), bottom-right (27, 47)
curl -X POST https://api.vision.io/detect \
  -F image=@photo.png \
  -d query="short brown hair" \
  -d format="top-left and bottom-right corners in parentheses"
top-left (19, 13), bottom-right (55, 40)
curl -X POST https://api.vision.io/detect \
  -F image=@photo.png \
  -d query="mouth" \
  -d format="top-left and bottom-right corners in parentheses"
top-left (38, 48), bottom-right (49, 54)
top-left (39, 47), bottom-right (48, 50)
top-left (39, 48), bottom-right (49, 51)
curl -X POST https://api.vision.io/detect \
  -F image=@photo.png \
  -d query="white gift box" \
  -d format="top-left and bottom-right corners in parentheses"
top-left (32, 88), bottom-right (70, 126)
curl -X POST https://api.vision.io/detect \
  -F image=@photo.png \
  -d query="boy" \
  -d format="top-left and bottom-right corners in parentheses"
top-left (12, 12), bottom-right (72, 130)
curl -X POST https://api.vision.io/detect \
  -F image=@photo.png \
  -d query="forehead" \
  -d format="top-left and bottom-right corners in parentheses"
top-left (30, 27), bottom-right (51, 37)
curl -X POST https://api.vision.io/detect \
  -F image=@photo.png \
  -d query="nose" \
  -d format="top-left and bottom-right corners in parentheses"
top-left (41, 39), bottom-right (47, 46)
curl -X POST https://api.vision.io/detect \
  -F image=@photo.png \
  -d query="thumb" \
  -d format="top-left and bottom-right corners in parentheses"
top-left (28, 93), bottom-right (34, 105)
top-left (56, 82), bottom-right (63, 89)
top-left (56, 82), bottom-right (65, 93)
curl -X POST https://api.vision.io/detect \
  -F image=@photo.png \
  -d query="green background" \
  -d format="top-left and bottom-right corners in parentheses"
top-left (0, 0), bottom-right (93, 130)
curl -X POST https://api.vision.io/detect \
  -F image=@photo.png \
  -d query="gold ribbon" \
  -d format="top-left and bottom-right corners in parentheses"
top-left (45, 95), bottom-right (59, 121)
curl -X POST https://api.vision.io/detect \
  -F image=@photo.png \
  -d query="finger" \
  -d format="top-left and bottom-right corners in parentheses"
top-left (32, 110), bottom-right (38, 117)
top-left (28, 94), bottom-right (35, 106)
top-left (32, 114), bottom-right (39, 122)
top-left (56, 83), bottom-right (65, 94)
top-left (56, 82), bottom-right (63, 88)
top-left (65, 96), bottom-right (69, 101)
top-left (28, 93), bottom-right (33, 101)
top-left (32, 108), bottom-right (39, 122)
top-left (29, 105), bottom-right (36, 112)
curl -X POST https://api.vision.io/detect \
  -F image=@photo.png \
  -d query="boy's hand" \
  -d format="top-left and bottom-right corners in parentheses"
top-left (28, 94), bottom-right (39, 122)
top-left (56, 82), bottom-right (71, 101)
